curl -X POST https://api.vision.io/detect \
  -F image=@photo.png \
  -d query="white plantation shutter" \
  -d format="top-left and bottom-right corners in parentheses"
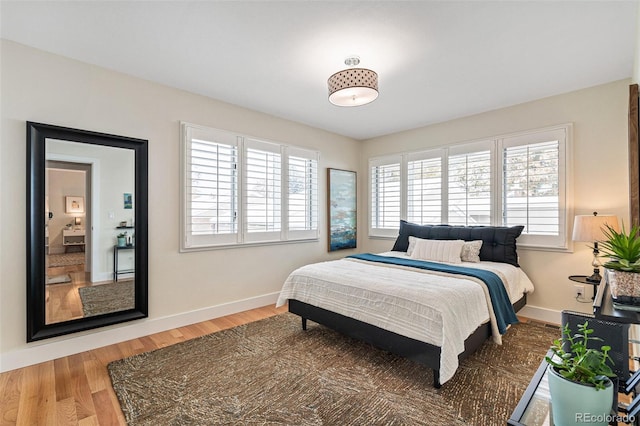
top-left (367, 126), bottom-right (571, 250)
top-left (182, 125), bottom-right (238, 247)
top-left (500, 127), bottom-right (568, 248)
top-left (370, 156), bottom-right (402, 237)
top-left (447, 142), bottom-right (493, 226)
top-left (287, 148), bottom-right (319, 239)
top-left (181, 123), bottom-right (319, 250)
top-left (407, 151), bottom-right (443, 225)
top-left (244, 139), bottom-right (281, 242)
top-left (503, 141), bottom-right (559, 232)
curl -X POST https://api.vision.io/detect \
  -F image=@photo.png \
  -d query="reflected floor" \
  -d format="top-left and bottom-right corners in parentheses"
top-left (45, 263), bottom-right (87, 324)
top-left (45, 262), bottom-right (131, 325)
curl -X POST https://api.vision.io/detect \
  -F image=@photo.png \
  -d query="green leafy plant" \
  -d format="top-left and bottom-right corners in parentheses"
top-left (599, 223), bottom-right (640, 273)
top-left (117, 232), bottom-right (127, 238)
top-left (545, 321), bottom-right (615, 390)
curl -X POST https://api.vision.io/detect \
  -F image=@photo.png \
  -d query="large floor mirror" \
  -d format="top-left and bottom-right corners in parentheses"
top-left (27, 122), bottom-right (148, 341)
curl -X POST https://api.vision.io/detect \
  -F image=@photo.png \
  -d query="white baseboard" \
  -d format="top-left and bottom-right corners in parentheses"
top-left (0, 291), bottom-right (280, 373)
top-left (518, 304), bottom-right (561, 325)
top-left (92, 271), bottom-right (112, 282)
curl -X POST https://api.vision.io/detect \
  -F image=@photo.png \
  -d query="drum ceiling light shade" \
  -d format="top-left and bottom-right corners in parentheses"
top-left (328, 57), bottom-right (378, 107)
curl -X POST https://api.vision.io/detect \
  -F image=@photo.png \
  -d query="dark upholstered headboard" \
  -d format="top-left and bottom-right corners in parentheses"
top-left (391, 220), bottom-right (525, 267)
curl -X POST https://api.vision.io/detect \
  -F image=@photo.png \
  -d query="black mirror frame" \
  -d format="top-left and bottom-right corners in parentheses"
top-left (27, 122), bottom-right (148, 342)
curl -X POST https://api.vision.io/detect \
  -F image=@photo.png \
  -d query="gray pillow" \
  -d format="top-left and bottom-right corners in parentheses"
top-left (461, 240), bottom-right (483, 263)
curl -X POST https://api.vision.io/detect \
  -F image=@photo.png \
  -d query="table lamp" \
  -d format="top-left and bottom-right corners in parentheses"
top-left (572, 212), bottom-right (620, 283)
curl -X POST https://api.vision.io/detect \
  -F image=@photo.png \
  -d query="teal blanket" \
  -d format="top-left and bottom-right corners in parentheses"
top-left (346, 253), bottom-right (518, 334)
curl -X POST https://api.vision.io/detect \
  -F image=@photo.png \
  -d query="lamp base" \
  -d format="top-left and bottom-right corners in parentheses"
top-left (586, 268), bottom-right (602, 283)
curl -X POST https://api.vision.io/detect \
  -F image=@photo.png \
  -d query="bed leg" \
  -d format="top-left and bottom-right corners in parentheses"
top-left (301, 317), bottom-right (307, 331)
top-left (433, 370), bottom-right (442, 389)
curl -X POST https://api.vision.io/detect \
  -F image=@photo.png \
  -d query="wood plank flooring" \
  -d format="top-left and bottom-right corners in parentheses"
top-left (0, 304), bottom-right (288, 425)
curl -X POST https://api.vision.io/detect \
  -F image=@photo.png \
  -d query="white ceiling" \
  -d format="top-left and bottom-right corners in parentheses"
top-left (1, 1), bottom-right (638, 140)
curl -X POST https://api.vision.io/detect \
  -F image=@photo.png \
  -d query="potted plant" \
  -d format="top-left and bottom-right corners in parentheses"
top-left (545, 321), bottom-right (615, 426)
top-left (117, 232), bottom-right (127, 247)
top-left (599, 223), bottom-right (640, 304)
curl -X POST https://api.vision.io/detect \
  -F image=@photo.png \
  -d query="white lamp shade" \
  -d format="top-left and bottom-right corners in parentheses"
top-left (572, 214), bottom-right (620, 242)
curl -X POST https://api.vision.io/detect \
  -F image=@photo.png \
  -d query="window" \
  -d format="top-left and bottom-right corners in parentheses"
top-left (244, 140), bottom-right (282, 242)
top-left (370, 156), bottom-right (402, 237)
top-left (288, 151), bottom-right (319, 237)
top-left (447, 142), bottom-right (493, 226)
top-left (407, 152), bottom-right (442, 225)
top-left (183, 125), bottom-right (238, 247)
top-left (369, 124), bottom-right (571, 250)
top-left (181, 123), bottom-right (319, 250)
top-left (500, 128), bottom-right (567, 248)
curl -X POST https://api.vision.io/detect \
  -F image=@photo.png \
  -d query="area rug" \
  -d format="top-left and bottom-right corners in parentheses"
top-left (47, 252), bottom-right (85, 267)
top-left (46, 274), bottom-right (71, 284)
top-left (78, 281), bottom-right (135, 317)
top-left (108, 313), bottom-right (559, 425)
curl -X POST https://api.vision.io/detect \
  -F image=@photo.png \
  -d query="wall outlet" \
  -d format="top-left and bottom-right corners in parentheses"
top-left (574, 284), bottom-right (585, 300)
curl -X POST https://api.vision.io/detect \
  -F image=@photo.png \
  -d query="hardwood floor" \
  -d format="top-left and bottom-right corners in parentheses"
top-left (0, 304), bottom-right (288, 425)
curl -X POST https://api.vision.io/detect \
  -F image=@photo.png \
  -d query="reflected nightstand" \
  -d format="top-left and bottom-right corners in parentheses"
top-left (113, 245), bottom-right (135, 282)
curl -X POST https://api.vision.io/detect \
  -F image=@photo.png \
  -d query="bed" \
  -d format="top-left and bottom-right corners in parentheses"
top-left (276, 221), bottom-right (534, 387)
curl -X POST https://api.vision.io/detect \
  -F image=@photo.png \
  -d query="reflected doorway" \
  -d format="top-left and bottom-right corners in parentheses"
top-left (45, 160), bottom-right (93, 324)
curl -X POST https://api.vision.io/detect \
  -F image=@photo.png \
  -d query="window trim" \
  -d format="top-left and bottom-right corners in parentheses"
top-left (368, 124), bottom-right (573, 251)
top-left (180, 122), bottom-right (319, 252)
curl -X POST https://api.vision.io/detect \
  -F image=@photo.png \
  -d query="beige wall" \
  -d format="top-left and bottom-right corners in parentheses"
top-left (360, 80), bottom-right (631, 321)
top-left (0, 40), bottom-right (361, 370)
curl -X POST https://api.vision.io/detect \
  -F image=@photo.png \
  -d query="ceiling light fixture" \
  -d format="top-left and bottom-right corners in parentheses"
top-left (328, 56), bottom-right (378, 107)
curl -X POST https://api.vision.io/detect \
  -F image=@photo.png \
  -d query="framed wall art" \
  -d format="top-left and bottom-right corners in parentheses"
top-left (65, 196), bottom-right (84, 213)
top-left (328, 168), bottom-right (356, 251)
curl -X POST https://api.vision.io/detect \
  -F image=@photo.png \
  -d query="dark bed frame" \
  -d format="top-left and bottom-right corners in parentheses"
top-left (288, 294), bottom-right (527, 388)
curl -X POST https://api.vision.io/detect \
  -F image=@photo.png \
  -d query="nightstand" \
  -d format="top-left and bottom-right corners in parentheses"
top-left (62, 228), bottom-right (85, 253)
top-left (569, 275), bottom-right (600, 300)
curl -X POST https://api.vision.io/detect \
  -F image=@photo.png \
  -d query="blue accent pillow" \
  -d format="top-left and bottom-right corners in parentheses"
top-left (391, 220), bottom-right (525, 267)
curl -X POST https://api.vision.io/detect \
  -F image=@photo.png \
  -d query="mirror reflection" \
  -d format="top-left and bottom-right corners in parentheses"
top-left (45, 139), bottom-right (136, 324)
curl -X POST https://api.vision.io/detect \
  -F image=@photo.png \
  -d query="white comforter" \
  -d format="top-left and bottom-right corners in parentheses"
top-left (276, 252), bottom-right (534, 384)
